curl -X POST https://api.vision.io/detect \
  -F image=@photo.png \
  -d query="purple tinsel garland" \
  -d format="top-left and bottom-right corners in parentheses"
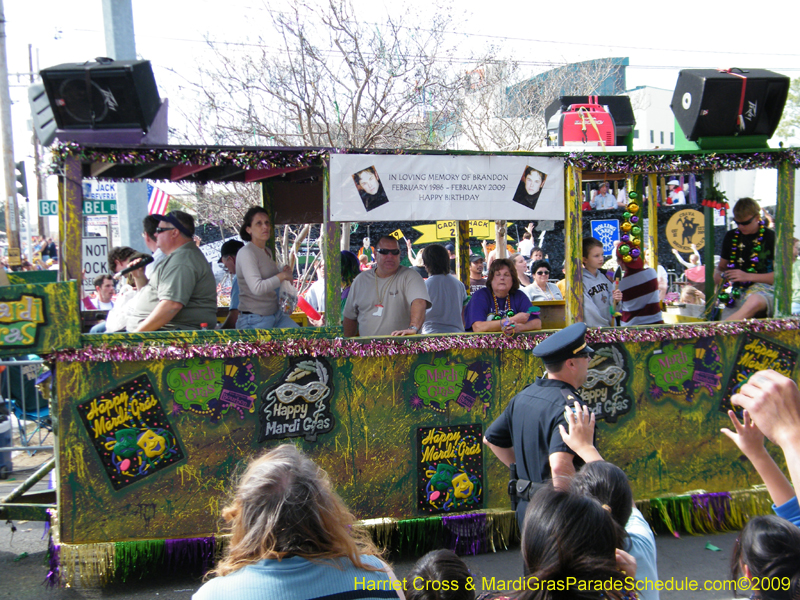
top-left (51, 318), bottom-right (800, 363)
top-left (165, 537), bottom-right (216, 575)
top-left (45, 509), bottom-right (60, 588)
top-left (442, 513), bottom-right (488, 556)
top-left (691, 492), bottom-right (732, 530)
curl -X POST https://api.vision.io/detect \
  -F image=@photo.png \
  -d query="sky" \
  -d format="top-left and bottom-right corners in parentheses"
top-left (4, 0), bottom-right (800, 194)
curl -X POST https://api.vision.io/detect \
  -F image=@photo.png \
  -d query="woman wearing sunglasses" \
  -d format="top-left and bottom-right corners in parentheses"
top-left (235, 206), bottom-right (298, 330)
top-left (714, 197), bottom-right (775, 321)
top-left (523, 259), bottom-right (563, 303)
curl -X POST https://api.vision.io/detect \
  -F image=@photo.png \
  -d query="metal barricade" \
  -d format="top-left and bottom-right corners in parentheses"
top-left (0, 358), bottom-right (53, 479)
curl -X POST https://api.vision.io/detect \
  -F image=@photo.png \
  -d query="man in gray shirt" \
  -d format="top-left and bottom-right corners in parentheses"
top-left (127, 211), bottom-right (217, 332)
top-left (343, 236), bottom-right (430, 337)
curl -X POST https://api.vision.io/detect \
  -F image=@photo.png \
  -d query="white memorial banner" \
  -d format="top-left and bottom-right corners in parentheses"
top-left (330, 154), bottom-right (565, 222)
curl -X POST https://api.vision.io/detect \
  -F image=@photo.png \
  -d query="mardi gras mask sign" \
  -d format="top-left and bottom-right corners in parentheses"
top-left (582, 344), bottom-right (631, 423)
top-left (258, 356), bottom-right (335, 443)
top-left (76, 375), bottom-right (184, 491)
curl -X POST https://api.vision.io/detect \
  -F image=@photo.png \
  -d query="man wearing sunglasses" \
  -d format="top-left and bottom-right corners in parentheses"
top-left (142, 215), bottom-right (167, 278)
top-left (127, 211), bottom-right (218, 332)
top-left (714, 197), bottom-right (775, 321)
top-left (343, 236), bottom-right (430, 337)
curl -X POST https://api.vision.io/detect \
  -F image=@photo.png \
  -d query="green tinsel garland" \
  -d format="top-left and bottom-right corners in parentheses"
top-left (636, 487), bottom-right (773, 536)
top-left (114, 539), bottom-right (166, 582)
top-left (396, 516), bottom-right (444, 558)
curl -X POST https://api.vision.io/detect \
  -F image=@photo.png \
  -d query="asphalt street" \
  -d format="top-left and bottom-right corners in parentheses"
top-left (2, 516), bottom-right (742, 600)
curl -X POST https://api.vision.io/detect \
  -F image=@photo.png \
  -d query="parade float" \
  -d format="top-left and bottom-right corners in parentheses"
top-left (1, 142), bottom-right (797, 586)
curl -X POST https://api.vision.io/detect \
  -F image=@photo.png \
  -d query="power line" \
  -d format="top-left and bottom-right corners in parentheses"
top-left (65, 23), bottom-right (800, 62)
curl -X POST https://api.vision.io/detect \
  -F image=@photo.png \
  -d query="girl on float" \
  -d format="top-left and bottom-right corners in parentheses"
top-left (511, 253), bottom-right (533, 288)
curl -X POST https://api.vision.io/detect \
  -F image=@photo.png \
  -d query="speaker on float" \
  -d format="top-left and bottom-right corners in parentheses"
top-left (40, 58), bottom-right (161, 132)
top-left (670, 68), bottom-right (789, 141)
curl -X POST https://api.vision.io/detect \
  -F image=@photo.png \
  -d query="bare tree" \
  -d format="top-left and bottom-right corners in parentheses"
top-left (454, 57), bottom-right (626, 152)
top-left (186, 182), bottom-right (261, 236)
top-left (775, 76), bottom-right (800, 140)
top-left (185, 0), bottom-right (462, 149)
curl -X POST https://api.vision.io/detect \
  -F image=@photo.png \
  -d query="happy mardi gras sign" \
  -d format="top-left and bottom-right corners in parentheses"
top-left (417, 424), bottom-right (483, 514)
top-left (720, 334), bottom-right (796, 413)
top-left (258, 356), bottom-right (335, 443)
top-left (76, 375), bottom-right (185, 491)
top-left (0, 282), bottom-right (79, 357)
top-left (582, 344), bottom-right (631, 423)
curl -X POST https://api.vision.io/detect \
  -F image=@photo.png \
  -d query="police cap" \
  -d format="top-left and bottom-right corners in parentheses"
top-left (531, 323), bottom-right (594, 364)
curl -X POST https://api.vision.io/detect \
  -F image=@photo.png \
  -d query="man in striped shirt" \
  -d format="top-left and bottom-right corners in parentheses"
top-left (616, 245), bottom-right (663, 326)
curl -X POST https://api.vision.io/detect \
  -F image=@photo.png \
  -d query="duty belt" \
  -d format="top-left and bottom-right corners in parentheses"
top-left (507, 463), bottom-right (544, 509)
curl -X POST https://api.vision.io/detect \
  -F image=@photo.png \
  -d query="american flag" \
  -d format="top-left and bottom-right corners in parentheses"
top-left (147, 183), bottom-right (171, 215)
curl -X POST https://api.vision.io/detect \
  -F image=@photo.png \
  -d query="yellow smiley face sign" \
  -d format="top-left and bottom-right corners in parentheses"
top-left (666, 209), bottom-right (705, 253)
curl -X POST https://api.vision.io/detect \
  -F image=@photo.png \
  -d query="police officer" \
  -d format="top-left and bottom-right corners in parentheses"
top-left (483, 322), bottom-right (594, 528)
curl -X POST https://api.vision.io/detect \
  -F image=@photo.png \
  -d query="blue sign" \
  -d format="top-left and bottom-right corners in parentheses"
top-left (590, 219), bottom-right (620, 256)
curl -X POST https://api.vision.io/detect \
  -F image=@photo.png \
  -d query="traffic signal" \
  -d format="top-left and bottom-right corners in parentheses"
top-left (15, 161), bottom-right (28, 198)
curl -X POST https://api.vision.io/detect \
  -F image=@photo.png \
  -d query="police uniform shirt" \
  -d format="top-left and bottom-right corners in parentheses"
top-left (484, 377), bottom-right (582, 486)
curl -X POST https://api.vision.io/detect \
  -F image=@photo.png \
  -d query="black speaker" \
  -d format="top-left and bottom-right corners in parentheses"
top-left (40, 59), bottom-right (161, 131)
top-left (545, 96), bottom-right (636, 137)
top-left (670, 69), bottom-right (789, 140)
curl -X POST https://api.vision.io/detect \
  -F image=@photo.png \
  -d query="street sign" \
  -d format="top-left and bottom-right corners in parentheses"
top-left (39, 199), bottom-right (58, 216)
top-left (83, 200), bottom-right (117, 215)
top-left (82, 237), bottom-right (109, 291)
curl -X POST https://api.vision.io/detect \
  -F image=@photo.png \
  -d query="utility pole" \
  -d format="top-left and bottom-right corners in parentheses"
top-left (0, 0), bottom-right (22, 266)
top-left (29, 43), bottom-right (45, 238)
top-left (102, 0), bottom-right (147, 252)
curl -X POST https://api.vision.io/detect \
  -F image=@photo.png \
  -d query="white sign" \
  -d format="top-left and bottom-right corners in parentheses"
top-left (82, 180), bottom-right (117, 200)
top-left (330, 155), bottom-right (565, 222)
top-left (82, 236), bottom-right (109, 291)
top-left (86, 215), bottom-right (119, 226)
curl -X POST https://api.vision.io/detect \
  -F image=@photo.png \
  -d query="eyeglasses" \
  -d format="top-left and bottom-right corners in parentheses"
top-left (376, 248), bottom-right (401, 256)
top-left (155, 227), bottom-right (176, 234)
top-left (535, 270), bottom-right (550, 275)
top-left (734, 216), bottom-right (756, 226)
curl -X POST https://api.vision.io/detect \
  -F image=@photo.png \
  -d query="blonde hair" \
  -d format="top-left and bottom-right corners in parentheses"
top-left (680, 286), bottom-right (705, 305)
top-left (210, 444), bottom-right (382, 578)
top-left (733, 197), bottom-right (760, 221)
